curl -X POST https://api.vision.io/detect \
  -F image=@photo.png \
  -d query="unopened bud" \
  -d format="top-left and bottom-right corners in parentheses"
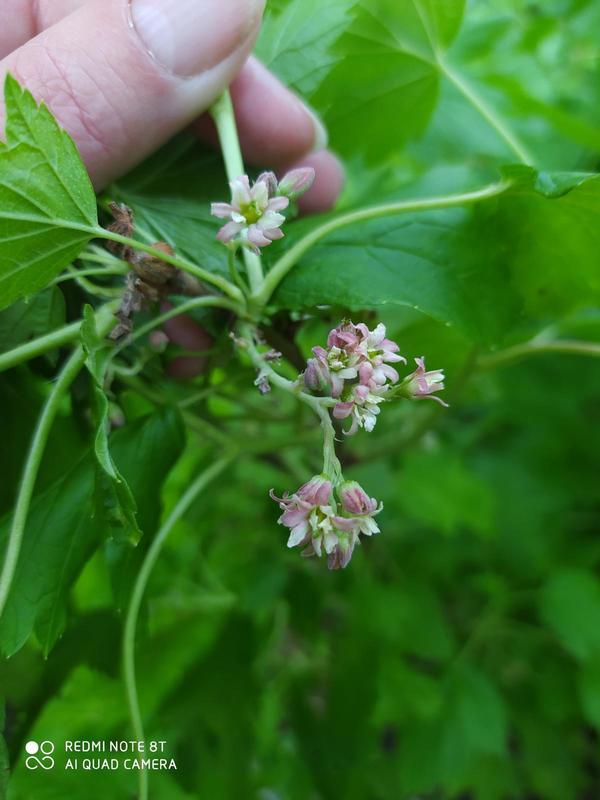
top-left (278, 167), bottom-right (316, 199)
top-left (303, 357), bottom-right (332, 395)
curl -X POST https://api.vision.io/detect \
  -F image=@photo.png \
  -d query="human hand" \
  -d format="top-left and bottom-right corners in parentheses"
top-left (0, 0), bottom-right (344, 374)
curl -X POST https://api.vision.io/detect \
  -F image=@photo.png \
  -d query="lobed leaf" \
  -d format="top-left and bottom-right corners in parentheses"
top-left (0, 75), bottom-right (98, 309)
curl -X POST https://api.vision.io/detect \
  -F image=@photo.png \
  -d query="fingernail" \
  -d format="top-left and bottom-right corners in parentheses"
top-left (304, 104), bottom-right (328, 152)
top-left (130, 0), bottom-right (265, 77)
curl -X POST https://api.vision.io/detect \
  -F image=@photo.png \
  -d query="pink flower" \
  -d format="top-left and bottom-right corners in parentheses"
top-left (360, 322), bottom-right (406, 376)
top-left (303, 352), bottom-right (333, 395)
top-left (326, 530), bottom-right (359, 570)
top-left (303, 345), bottom-right (358, 398)
top-left (211, 174), bottom-right (289, 252)
top-left (327, 321), bottom-right (363, 352)
top-left (400, 357), bottom-right (448, 406)
top-left (270, 476), bottom-right (384, 570)
top-left (333, 362), bottom-right (389, 435)
top-left (278, 167), bottom-right (315, 198)
top-left (269, 475), bottom-right (333, 549)
top-left (338, 481), bottom-right (382, 536)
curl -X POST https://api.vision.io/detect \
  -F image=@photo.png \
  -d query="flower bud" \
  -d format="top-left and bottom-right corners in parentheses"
top-left (303, 356), bottom-right (333, 395)
top-left (256, 171), bottom-right (278, 196)
top-left (278, 167), bottom-right (316, 198)
top-left (339, 481), bottom-right (378, 515)
top-left (298, 475), bottom-right (332, 506)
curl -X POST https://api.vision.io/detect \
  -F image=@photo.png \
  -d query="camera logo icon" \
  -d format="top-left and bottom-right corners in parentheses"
top-left (25, 741), bottom-right (55, 770)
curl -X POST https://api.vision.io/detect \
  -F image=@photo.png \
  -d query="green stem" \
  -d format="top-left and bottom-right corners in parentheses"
top-left (210, 92), bottom-right (264, 295)
top-left (122, 457), bottom-right (232, 800)
top-left (478, 338), bottom-right (600, 369)
top-left (254, 180), bottom-right (512, 306)
top-left (97, 228), bottom-right (244, 304)
top-left (227, 246), bottom-right (249, 293)
top-left (53, 266), bottom-right (127, 284)
top-left (0, 303), bottom-right (116, 618)
top-left (239, 323), bottom-right (334, 412)
top-left (316, 403), bottom-right (343, 485)
top-left (239, 324), bottom-right (340, 480)
top-left (0, 321), bottom-right (82, 373)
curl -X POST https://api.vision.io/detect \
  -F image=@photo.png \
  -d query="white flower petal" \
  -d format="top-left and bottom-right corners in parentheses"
top-left (258, 211), bottom-right (285, 230)
top-left (287, 521), bottom-right (309, 547)
top-left (230, 176), bottom-right (251, 207)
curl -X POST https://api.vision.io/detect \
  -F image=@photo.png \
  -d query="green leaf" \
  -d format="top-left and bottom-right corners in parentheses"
top-left (273, 167), bottom-right (600, 342)
top-left (0, 287), bottom-right (65, 352)
top-left (0, 703), bottom-right (8, 798)
top-left (0, 75), bottom-right (97, 310)
top-left (311, 0), bottom-right (457, 160)
top-left (578, 657), bottom-right (600, 730)
top-left (539, 569), bottom-right (600, 660)
top-left (0, 410), bottom-right (185, 657)
top-left (81, 304), bottom-right (140, 543)
top-left (257, 0), bottom-right (358, 96)
top-left (399, 664), bottom-right (507, 792)
top-left (497, 169), bottom-right (600, 318)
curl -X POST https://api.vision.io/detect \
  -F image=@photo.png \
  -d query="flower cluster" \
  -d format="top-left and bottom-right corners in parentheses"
top-left (302, 321), bottom-right (447, 434)
top-left (270, 476), bottom-right (381, 570)
top-left (211, 168), bottom-right (315, 253)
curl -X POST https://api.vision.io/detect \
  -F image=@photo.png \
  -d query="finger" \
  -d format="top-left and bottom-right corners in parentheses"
top-left (195, 56), bottom-right (328, 167)
top-left (289, 150), bottom-right (345, 215)
top-left (0, 0), bottom-right (85, 59)
top-left (161, 303), bottom-right (214, 379)
top-left (0, 0), bottom-right (265, 188)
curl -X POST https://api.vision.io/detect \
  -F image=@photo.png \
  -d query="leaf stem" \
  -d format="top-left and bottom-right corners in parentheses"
top-left (53, 266), bottom-right (127, 284)
top-left (97, 228), bottom-right (245, 304)
top-left (239, 323), bottom-right (339, 478)
top-left (0, 320), bottom-right (82, 373)
top-left (478, 338), bottom-right (600, 369)
top-left (239, 323), bottom-right (334, 412)
top-left (210, 91), bottom-right (264, 295)
top-left (122, 456), bottom-right (232, 800)
top-left (0, 303), bottom-right (117, 618)
top-left (253, 180), bottom-right (512, 306)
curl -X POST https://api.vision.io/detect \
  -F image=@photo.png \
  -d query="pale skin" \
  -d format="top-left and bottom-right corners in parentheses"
top-left (0, 0), bottom-right (344, 375)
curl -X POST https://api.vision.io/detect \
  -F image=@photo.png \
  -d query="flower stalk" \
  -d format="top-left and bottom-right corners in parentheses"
top-left (210, 91), bottom-right (264, 294)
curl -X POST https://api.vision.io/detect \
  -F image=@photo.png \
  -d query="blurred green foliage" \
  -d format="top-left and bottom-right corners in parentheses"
top-left (1, 0), bottom-right (600, 798)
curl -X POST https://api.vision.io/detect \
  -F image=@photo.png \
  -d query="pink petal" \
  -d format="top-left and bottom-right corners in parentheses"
top-left (247, 225), bottom-right (271, 247)
top-left (268, 196), bottom-right (290, 212)
top-left (217, 221), bottom-right (243, 242)
top-left (211, 202), bottom-right (234, 218)
top-left (333, 402), bottom-right (354, 419)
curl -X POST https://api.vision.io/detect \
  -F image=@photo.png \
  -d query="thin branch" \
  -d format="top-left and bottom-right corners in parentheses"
top-left (97, 228), bottom-right (245, 304)
top-left (0, 320), bottom-right (81, 373)
top-left (479, 338), bottom-right (600, 369)
top-left (210, 91), bottom-right (264, 294)
top-left (122, 457), bottom-right (232, 800)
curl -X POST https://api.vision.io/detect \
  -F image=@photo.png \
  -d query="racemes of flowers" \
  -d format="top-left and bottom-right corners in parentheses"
top-left (211, 168), bottom-right (447, 570)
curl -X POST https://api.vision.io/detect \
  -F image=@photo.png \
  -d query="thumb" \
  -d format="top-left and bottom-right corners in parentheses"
top-left (0, 0), bottom-right (265, 188)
